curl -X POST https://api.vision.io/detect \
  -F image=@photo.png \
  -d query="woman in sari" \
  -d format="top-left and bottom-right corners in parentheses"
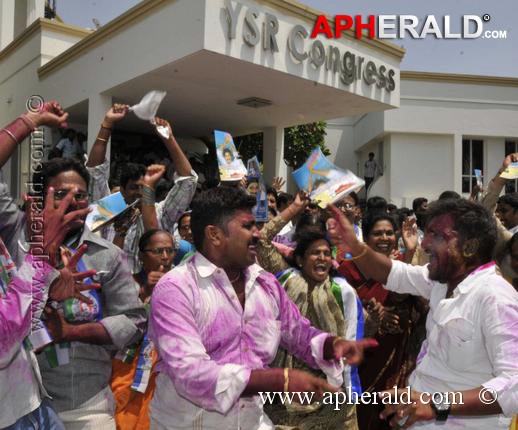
top-left (336, 210), bottom-right (425, 430)
top-left (110, 229), bottom-right (174, 430)
top-left (257, 194), bottom-right (363, 430)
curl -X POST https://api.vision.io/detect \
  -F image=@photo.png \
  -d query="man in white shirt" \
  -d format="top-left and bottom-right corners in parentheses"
top-left (327, 198), bottom-right (518, 429)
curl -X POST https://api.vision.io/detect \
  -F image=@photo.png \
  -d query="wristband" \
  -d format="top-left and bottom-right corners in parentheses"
top-left (141, 184), bottom-right (156, 206)
top-left (283, 367), bottom-right (290, 392)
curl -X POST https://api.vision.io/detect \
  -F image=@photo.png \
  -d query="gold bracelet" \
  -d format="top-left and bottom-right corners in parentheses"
top-left (96, 136), bottom-right (108, 143)
top-left (345, 245), bottom-right (368, 261)
top-left (101, 122), bottom-right (112, 130)
top-left (283, 367), bottom-right (289, 392)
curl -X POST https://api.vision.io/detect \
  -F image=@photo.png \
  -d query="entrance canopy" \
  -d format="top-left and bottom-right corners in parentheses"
top-left (37, 0), bottom-right (404, 137)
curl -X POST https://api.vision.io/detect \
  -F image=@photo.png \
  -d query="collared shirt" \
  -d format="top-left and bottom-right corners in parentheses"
top-left (36, 228), bottom-right (147, 412)
top-left (386, 260), bottom-right (518, 429)
top-left (87, 159), bottom-right (198, 273)
top-left (0, 254), bottom-right (58, 428)
top-left (0, 178), bottom-right (147, 412)
top-left (149, 252), bottom-right (343, 430)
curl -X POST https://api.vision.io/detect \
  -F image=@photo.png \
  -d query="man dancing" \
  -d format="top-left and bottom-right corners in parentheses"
top-left (149, 187), bottom-right (375, 429)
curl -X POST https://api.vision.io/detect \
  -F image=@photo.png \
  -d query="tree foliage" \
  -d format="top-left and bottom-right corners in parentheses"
top-left (284, 121), bottom-right (329, 169)
top-left (233, 122), bottom-right (329, 169)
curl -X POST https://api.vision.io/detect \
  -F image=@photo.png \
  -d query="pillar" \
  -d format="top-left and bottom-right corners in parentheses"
top-left (87, 94), bottom-right (112, 159)
top-left (262, 126), bottom-right (288, 190)
top-left (452, 133), bottom-right (463, 194)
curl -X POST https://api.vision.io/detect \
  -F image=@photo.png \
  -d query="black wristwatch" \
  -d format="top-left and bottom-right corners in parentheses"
top-left (431, 393), bottom-right (451, 422)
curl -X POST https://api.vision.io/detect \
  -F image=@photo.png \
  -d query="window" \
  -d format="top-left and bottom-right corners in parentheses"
top-left (505, 140), bottom-right (518, 193)
top-left (462, 139), bottom-right (483, 193)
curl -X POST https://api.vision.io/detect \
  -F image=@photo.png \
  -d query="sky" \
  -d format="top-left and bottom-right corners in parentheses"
top-left (57, 0), bottom-right (517, 77)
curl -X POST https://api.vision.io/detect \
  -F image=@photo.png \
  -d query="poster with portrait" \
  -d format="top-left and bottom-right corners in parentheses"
top-left (247, 156), bottom-right (268, 222)
top-left (214, 130), bottom-right (247, 181)
top-left (85, 192), bottom-right (139, 233)
top-left (293, 148), bottom-right (364, 208)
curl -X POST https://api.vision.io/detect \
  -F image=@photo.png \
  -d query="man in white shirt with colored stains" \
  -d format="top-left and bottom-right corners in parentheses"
top-left (327, 198), bottom-right (518, 429)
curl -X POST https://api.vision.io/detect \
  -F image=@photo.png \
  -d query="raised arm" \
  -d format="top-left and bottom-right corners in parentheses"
top-left (153, 118), bottom-right (198, 231)
top-left (0, 101), bottom-right (68, 168)
top-left (86, 104), bottom-right (129, 168)
top-left (257, 192), bottom-right (308, 273)
top-left (141, 164), bottom-right (167, 231)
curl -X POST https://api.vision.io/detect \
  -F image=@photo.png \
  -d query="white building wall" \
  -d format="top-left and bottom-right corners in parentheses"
top-left (325, 118), bottom-right (356, 173)
top-left (388, 133), bottom-right (454, 206)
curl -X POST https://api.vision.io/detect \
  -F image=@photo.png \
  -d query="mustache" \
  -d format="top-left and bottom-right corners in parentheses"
top-left (248, 237), bottom-right (259, 246)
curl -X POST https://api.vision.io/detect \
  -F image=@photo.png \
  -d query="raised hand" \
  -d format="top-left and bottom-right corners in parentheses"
top-left (143, 164), bottom-right (167, 189)
top-left (104, 103), bottom-right (129, 126)
top-left (326, 204), bottom-right (360, 252)
top-left (401, 217), bottom-right (418, 253)
top-left (153, 117), bottom-right (173, 141)
top-left (26, 100), bottom-right (69, 128)
top-left (25, 187), bottom-right (91, 266)
top-left (50, 244), bottom-right (101, 304)
top-left (272, 176), bottom-right (286, 191)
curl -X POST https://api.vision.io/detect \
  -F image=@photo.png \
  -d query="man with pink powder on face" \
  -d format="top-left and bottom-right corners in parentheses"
top-left (327, 197), bottom-right (518, 430)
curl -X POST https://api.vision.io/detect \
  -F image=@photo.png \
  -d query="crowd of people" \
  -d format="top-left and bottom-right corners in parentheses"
top-left (0, 101), bottom-right (517, 430)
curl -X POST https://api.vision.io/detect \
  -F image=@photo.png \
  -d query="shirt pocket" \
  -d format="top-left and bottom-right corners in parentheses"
top-left (249, 319), bottom-right (282, 362)
top-left (442, 316), bottom-right (476, 371)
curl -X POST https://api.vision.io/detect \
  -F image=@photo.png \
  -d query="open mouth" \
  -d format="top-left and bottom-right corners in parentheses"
top-left (314, 263), bottom-right (329, 275)
top-left (376, 243), bottom-right (391, 252)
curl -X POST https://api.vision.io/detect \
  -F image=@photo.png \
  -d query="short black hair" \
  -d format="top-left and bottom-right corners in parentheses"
top-left (348, 191), bottom-right (359, 206)
top-left (138, 229), bottom-right (174, 252)
top-left (294, 210), bottom-right (327, 240)
top-left (294, 230), bottom-right (330, 260)
top-left (222, 148), bottom-right (233, 159)
top-left (177, 211), bottom-right (191, 226)
top-left (277, 192), bottom-right (294, 211)
top-left (120, 163), bottom-right (146, 189)
top-left (425, 199), bottom-right (497, 264)
top-left (497, 193), bottom-right (518, 209)
top-left (386, 203), bottom-right (398, 212)
top-left (32, 158), bottom-right (90, 196)
top-left (412, 197), bottom-right (428, 213)
top-left (368, 152), bottom-right (374, 157)
top-left (362, 211), bottom-right (397, 239)
top-left (438, 190), bottom-right (461, 201)
top-left (366, 196), bottom-right (387, 212)
top-left (266, 187), bottom-right (278, 201)
top-left (190, 187), bottom-right (256, 250)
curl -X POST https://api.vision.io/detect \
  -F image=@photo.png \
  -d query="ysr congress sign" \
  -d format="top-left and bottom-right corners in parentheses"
top-left (222, 0), bottom-right (397, 92)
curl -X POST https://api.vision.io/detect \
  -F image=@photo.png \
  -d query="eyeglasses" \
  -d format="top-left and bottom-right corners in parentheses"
top-left (144, 247), bottom-right (175, 256)
top-left (53, 189), bottom-right (89, 202)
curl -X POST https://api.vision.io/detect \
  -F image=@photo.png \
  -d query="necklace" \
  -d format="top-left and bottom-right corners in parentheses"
top-left (228, 271), bottom-right (241, 283)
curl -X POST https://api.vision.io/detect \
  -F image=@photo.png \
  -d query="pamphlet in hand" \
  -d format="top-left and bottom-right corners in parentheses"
top-left (247, 157), bottom-right (261, 180)
top-left (500, 162), bottom-right (518, 180)
top-left (85, 192), bottom-right (139, 233)
top-left (247, 156), bottom-right (268, 222)
top-left (214, 130), bottom-right (247, 181)
top-left (292, 148), bottom-right (364, 208)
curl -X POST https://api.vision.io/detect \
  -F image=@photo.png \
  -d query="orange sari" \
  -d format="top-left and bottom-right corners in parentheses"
top-left (110, 342), bottom-right (158, 430)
